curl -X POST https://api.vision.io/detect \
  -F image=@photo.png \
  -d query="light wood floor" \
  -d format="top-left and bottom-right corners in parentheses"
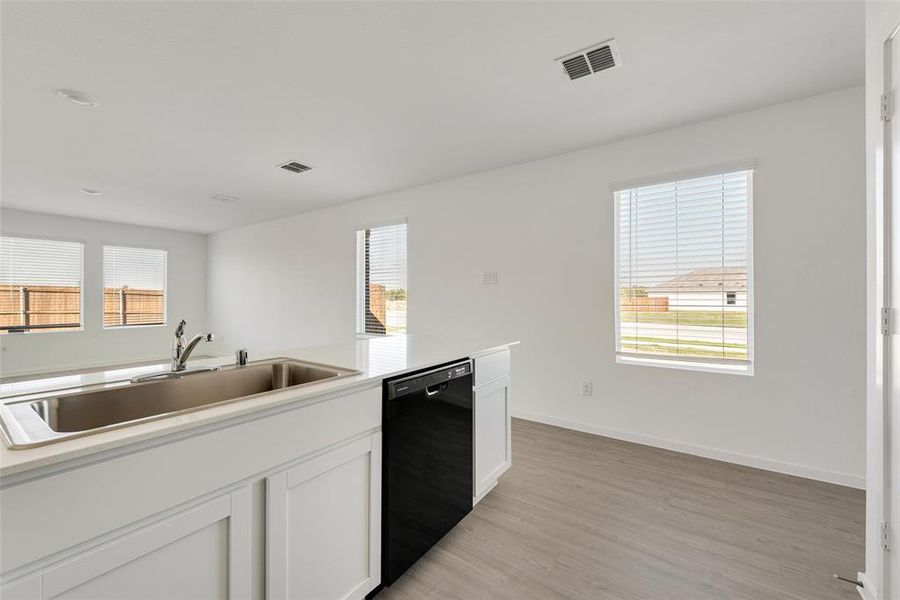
top-left (376, 418), bottom-right (865, 600)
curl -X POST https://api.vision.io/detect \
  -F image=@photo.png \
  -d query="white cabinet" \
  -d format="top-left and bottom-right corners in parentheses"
top-left (0, 345), bottom-right (514, 598)
top-left (1, 488), bottom-right (251, 600)
top-left (266, 433), bottom-right (381, 600)
top-left (0, 574), bottom-right (40, 600)
top-left (1, 385), bottom-right (383, 600)
top-left (473, 349), bottom-right (512, 504)
top-left (474, 376), bottom-right (511, 502)
top-left (474, 349), bottom-right (510, 388)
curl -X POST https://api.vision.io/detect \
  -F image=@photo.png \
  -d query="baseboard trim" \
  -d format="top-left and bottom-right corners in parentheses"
top-left (856, 572), bottom-right (877, 600)
top-left (473, 480), bottom-right (497, 506)
top-left (511, 409), bottom-right (865, 490)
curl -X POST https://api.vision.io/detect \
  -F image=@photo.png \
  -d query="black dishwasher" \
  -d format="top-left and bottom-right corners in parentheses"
top-left (381, 359), bottom-right (473, 587)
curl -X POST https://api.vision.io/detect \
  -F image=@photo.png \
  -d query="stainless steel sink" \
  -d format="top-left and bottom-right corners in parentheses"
top-left (0, 358), bottom-right (360, 449)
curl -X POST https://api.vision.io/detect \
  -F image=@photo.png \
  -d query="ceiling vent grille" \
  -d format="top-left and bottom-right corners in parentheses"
top-left (279, 161), bottom-right (312, 174)
top-left (586, 45), bottom-right (616, 73)
top-left (562, 55), bottom-right (591, 80)
top-left (557, 39), bottom-right (621, 81)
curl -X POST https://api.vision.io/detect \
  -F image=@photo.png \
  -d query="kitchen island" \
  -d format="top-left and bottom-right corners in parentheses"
top-left (0, 334), bottom-right (516, 600)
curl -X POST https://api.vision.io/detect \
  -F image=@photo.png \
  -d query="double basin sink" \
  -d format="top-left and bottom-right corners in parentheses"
top-left (0, 359), bottom-right (360, 449)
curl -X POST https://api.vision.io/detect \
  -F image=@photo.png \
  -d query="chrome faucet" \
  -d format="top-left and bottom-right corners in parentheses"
top-left (130, 320), bottom-right (218, 383)
top-left (171, 319), bottom-right (215, 372)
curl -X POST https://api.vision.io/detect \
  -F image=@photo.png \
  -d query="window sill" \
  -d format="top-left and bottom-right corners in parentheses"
top-left (616, 354), bottom-right (753, 376)
top-left (356, 332), bottom-right (406, 340)
top-left (2, 327), bottom-right (84, 336)
top-left (103, 323), bottom-right (168, 331)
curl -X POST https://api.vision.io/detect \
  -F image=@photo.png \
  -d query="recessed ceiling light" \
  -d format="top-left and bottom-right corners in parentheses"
top-left (56, 89), bottom-right (100, 107)
top-left (79, 188), bottom-right (102, 196)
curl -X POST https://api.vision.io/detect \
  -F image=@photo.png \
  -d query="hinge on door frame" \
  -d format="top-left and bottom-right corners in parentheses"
top-left (883, 521), bottom-right (892, 552)
top-left (881, 307), bottom-right (893, 335)
top-left (882, 92), bottom-right (893, 122)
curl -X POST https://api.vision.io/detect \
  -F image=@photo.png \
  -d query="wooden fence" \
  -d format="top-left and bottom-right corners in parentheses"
top-left (0, 285), bottom-right (80, 331)
top-left (620, 295), bottom-right (669, 313)
top-left (104, 287), bottom-right (165, 327)
top-left (364, 284), bottom-right (387, 334)
top-left (0, 285), bottom-right (164, 331)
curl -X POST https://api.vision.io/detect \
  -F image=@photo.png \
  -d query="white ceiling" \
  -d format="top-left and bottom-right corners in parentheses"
top-left (1, 1), bottom-right (863, 233)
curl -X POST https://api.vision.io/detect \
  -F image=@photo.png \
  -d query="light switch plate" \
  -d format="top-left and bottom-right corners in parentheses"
top-left (581, 381), bottom-right (594, 397)
top-left (481, 271), bottom-right (499, 285)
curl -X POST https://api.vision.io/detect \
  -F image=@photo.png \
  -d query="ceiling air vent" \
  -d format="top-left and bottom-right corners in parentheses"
top-left (557, 39), bottom-right (621, 81)
top-left (278, 161), bottom-right (312, 174)
top-left (562, 55), bottom-right (591, 80)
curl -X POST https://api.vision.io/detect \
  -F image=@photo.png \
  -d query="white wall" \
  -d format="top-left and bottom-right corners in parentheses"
top-left (208, 86), bottom-right (866, 487)
top-left (0, 209), bottom-right (207, 375)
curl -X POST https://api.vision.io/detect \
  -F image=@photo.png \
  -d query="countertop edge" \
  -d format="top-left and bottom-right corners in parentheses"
top-left (0, 337), bottom-right (518, 481)
top-left (0, 378), bottom-right (384, 483)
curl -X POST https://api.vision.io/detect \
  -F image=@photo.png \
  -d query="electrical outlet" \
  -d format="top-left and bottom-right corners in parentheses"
top-left (581, 381), bottom-right (593, 397)
top-left (481, 271), bottom-right (499, 285)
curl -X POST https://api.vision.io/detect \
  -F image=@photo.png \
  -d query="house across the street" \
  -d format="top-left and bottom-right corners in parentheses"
top-left (646, 267), bottom-right (748, 312)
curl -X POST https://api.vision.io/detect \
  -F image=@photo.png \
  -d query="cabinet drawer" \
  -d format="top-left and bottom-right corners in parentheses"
top-left (474, 349), bottom-right (510, 387)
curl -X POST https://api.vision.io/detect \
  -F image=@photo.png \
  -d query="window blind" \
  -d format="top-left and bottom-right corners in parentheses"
top-left (0, 236), bottom-right (83, 333)
top-left (356, 222), bottom-right (407, 335)
top-left (103, 245), bottom-right (167, 327)
top-left (615, 169), bottom-right (752, 366)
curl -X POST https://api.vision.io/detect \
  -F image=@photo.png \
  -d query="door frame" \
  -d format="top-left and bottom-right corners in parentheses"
top-left (866, 6), bottom-right (900, 599)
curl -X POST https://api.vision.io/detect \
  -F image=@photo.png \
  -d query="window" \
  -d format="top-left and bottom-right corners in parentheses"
top-left (103, 245), bottom-right (167, 328)
top-left (615, 169), bottom-right (753, 371)
top-left (356, 221), bottom-right (407, 335)
top-left (0, 236), bottom-right (84, 333)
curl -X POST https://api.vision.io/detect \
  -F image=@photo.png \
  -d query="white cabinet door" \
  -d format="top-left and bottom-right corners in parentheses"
top-left (0, 574), bottom-right (40, 600)
top-left (2, 487), bottom-right (252, 600)
top-left (474, 375), bottom-right (511, 502)
top-left (266, 433), bottom-right (381, 600)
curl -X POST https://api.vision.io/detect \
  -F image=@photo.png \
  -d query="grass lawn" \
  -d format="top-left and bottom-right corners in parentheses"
top-left (621, 335), bottom-right (747, 350)
top-left (620, 342), bottom-right (748, 360)
top-left (620, 310), bottom-right (747, 328)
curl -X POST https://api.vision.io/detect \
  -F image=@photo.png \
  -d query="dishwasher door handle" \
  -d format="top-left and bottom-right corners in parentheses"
top-left (425, 382), bottom-right (448, 396)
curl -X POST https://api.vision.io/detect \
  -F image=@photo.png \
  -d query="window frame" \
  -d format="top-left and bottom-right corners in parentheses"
top-left (101, 243), bottom-right (169, 330)
top-left (0, 233), bottom-right (85, 335)
top-left (612, 162), bottom-right (755, 376)
top-left (355, 218), bottom-right (408, 338)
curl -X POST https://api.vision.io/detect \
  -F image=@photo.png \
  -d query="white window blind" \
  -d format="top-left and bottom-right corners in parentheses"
top-left (615, 169), bottom-right (753, 368)
top-left (356, 222), bottom-right (407, 335)
top-left (0, 236), bottom-right (83, 333)
top-left (103, 245), bottom-right (167, 328)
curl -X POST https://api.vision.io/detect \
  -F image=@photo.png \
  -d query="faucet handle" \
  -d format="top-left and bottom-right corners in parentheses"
top-left (175, 319), bottom-right (186, 337)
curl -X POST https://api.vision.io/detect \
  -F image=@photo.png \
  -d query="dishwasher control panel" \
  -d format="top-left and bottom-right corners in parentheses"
top-left (387, 360), bottom-right (472, 399)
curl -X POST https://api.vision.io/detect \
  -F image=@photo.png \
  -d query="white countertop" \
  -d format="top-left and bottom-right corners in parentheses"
top-left (0, 334), bottom-right (517, 479)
